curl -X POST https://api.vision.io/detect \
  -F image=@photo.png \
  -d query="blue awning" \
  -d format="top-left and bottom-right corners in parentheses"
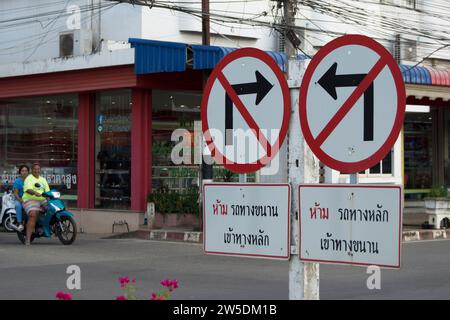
top-left (191, 45), bottom-right (236, 70)
top-left (129, 38), bottom-right (187, 74)
top-left (191, 44), bottom-right (286, 72)
top-left (128, 38), bottom-right (449, 87)
top-left (400, 64), bottom-right (432, 85)
top-left (129, 38), bottom-right (287, 74)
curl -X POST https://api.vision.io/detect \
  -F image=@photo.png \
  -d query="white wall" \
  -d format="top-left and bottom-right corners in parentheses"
top-left (0, 0), bottom-right (102, 64)
top-left (139, 1), bottom-right (278, 50)
top-left (0, 0), bottom-right (279, 69)
top-left (298, 0), bottom-right (450, 63)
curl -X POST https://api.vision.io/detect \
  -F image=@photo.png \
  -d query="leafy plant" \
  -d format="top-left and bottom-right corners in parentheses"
top-left (56, 277), bottom-right (179, 300)
top-left (117, 277), bottom-right (179, 300)
top-left (428, 185), bottom-right (449, 198)
top-left (148, 186), bottom-right (199, 215)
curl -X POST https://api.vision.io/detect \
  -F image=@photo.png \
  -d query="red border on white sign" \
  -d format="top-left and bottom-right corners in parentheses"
top-left (203, 183), bottom-right (291, 260)
top-left (201, 48), bottom-right (291, 173)
top-left (299, 35), bottom-right (406, 173)
top-left (298, 184), bottom-right (402, 269)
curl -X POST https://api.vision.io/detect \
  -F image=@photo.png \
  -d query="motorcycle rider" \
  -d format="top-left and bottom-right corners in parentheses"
top-left (22, 163), bottom-right (50, 246)
top-left (13, 165), bottom-right (29, 232)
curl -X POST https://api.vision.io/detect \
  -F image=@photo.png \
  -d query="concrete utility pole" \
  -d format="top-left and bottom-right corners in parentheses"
top-left (283, 0), bottom-right (320, 300)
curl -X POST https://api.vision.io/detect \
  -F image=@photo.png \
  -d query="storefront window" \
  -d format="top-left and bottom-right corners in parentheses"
top-left (444, 110), bottom-right (450, 187)
top-left (152, 90), bottom-right (201, 193)
top-left (404, 111), bottom-right (433, 196)
top-left (95, 90), bottom-right (131, 210)
top-left (358, 150), bottom-right (393, 176)
top-left (0, 95), bottom-right (78, 206)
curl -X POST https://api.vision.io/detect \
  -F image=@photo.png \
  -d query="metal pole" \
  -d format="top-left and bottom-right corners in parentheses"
top-left (199, 0), bottom-right (212, 232)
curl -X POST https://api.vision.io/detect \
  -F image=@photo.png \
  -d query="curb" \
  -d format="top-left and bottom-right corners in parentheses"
top-left (148, 230), bottom-right (203, 243)
top-left (402, 229), bottom-right (450, 242)
top-left (108, 229), bottom-right (450, 244)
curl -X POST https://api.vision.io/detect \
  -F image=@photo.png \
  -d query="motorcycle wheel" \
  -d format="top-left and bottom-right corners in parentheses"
top-left (3, 215), bottom-right (17, 233)
top-left (55, 216), bottom-right (77, 245)
top-left (17, 231), bottom-right (35, 244)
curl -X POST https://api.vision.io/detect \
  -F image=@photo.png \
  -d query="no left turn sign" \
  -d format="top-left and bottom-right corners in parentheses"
top-left (299, 35), bottom-right (406, 173)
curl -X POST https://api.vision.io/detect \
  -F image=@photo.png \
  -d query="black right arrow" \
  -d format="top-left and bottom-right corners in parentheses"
top-left (225, 71), bottom-right (273, 145)
top-left (318, 62), bottom-right (374, 142)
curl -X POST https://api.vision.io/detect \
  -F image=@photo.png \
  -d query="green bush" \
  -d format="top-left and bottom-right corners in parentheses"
top-left (148, 186), bottom-right (199, 215)
top-left (428, 185), bottom-right (449, 198)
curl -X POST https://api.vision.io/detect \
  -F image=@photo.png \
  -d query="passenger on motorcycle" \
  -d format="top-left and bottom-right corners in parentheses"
top-left (22, 163), bottom-right (50, 246)
top-left (13, 165), bottom-right (29, 232)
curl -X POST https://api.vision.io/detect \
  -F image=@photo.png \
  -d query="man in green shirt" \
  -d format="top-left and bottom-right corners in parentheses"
top-left (22, 163), bottom-right (50, 245)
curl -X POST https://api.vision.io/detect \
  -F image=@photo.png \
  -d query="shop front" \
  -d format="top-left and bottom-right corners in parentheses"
top-left (1, 38), bottom-right (449, 232)
top-left (401, 65), bottom-right (450, 200)
top-left (0, 39), bottom-right (264, 232)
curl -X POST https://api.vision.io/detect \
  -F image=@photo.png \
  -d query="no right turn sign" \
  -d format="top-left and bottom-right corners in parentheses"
top-left (299, 35), bottom-right (406, 173)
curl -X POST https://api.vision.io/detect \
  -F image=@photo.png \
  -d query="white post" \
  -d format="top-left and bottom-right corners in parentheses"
top-left (288, 60), bottom-right (320, 300)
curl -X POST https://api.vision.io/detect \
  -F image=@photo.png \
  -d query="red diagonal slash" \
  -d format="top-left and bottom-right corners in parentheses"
top-left (314, 58), bottom-right (387, 147)
top-left (217, 71), bottom-right (272, 156)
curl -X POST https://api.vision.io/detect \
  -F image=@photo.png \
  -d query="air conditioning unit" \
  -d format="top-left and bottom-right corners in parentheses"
top-left (393, 34), bottom-right (417, 62)
top-left (59, 29), bottom-right (93, 58)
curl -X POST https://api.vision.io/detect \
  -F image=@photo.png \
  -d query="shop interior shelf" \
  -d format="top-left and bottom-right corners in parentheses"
top-left (96, 197), bottom-right (130, 202)
top-left (96, 170), bottom-right (130, 174)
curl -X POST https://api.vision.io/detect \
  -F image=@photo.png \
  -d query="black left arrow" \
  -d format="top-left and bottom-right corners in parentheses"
top-left (318, 62), bottom-right (374, 142)
top-left (225, 71), bottom-right (273, 145)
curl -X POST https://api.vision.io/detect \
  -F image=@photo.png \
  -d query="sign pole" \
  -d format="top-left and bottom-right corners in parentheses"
top-left (287, 59), bottom-right (320, 300)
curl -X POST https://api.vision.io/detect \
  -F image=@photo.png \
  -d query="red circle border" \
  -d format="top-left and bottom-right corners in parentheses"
top-left (299, 35), bottom-right (406, 173)
top-left (201, 48), bottom-right (291, 174)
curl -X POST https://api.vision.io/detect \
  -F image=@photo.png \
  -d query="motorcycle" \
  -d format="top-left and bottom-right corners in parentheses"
top-left (17, 190), bottom-right (77, 245)
top-left (0, 189), bottom-right (17, 232)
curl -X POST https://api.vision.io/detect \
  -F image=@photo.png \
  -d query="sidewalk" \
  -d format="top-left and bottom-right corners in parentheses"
top-left (104, 226), bottom-right (450, 244)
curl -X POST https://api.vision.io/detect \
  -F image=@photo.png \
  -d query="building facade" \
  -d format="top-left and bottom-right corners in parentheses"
top-left (297, 0), bottom-right (450, 204)
top-left (0, 0), bottom-right (279, 232)
top-left (1, 0), bottom-right (450, 232)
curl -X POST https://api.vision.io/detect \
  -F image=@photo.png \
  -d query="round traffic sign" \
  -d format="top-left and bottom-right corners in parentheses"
top-left (202, 48), bottom-right (291, 173)
top-left (299, 35), bottom-right (406, 173)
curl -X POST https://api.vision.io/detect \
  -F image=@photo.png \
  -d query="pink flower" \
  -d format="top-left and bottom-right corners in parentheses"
top-left (160, 279), bottom-right (179, 292)
top-left (116, 296), bottom-right (127, 300)
top-left (119, 276), bottom-right (130, 288)
top-left (64, 293), bottom-right (73, 300)
top-left (160, 279), bottom-right (169, 287)
top-left (56, 291), bottom-right (72, 300)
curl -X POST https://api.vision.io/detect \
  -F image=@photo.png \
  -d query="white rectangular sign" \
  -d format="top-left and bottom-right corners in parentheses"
top-left (204, 183), bottom-right (290, 260)
top-left (299, 185), bottom-right (402, 268)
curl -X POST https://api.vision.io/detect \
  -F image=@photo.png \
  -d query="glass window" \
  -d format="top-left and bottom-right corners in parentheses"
top-left (444, 110), bottom-right (450, 187)
top-left (404, 111), bottom-right (433, 191)
top-left (0, 95), bottom-right (78, 206)
top-left (95, 90), bottom-right (131, 209)
top-left (151, 90), bottom-right (257, 192)
top-left (364, 150), bottom-right (393, 175)
top-left (152, 90), bottom-right (201, 193)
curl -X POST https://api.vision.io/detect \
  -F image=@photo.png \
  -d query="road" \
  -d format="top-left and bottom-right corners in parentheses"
top-left (0, 232), bottom-right (449, 300)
